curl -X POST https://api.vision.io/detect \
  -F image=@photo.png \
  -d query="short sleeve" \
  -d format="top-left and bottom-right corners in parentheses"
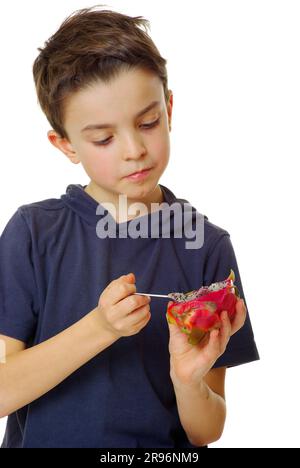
top-left (0, 208), bottom-right (39, 343)
top-left (203, 233), bottom-right (260, 368)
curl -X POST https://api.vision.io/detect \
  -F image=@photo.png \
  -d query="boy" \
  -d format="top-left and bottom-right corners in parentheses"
top-left (0, 6), bottom-right (259, 448)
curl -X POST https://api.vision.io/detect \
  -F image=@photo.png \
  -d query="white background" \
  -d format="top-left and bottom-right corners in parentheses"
top-left (1, 0), bottom-right (299, 448)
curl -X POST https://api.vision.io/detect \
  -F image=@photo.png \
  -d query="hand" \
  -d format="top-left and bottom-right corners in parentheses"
top-left (167, 298), bottom-right (247, 386)
top-left (96, 273), bottom-right (151, 339)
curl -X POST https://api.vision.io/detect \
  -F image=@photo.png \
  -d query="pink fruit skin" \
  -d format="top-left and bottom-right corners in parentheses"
top-left (167, 275), bottom-right (238, 345)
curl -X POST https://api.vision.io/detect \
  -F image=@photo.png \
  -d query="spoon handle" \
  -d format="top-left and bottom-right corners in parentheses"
top-left (134, 292), bottom-right (173, 300)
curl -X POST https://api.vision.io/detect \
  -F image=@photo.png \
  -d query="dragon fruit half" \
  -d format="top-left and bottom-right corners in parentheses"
top-left (166, 270), bottom-right (240, 345)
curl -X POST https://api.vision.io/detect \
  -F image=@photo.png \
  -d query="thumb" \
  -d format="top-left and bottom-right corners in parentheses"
top-left (166, 301), bottom-right (176, 327)
top-left (166, 306), bottom-right (181, 336)
top-left (126, 272), bottom-right (135, 283)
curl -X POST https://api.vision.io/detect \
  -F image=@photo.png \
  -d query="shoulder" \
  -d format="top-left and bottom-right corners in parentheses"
top-left (162, 184), bottom-right (230, 231)
top-left (18, 196), bottom-right (65, 220)
top-left (14, 197), bottom-right (67, 234)
top-left (1, 197), bottom-right (67, 248)
top-left (203, 217), bottom-right (230, 252)
top-left (178, 197), bottom-right (231, 250)
top-left (161, 184), bottom-right (231, 252)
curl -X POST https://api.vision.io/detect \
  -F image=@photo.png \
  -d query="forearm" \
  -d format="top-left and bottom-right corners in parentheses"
top-left (0, 308), bottom-right (117, 417)
top-left (171, 375), bottom-right (226, 447)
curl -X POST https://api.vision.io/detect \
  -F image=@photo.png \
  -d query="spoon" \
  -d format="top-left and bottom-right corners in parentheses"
top-left (134, 292), bottom-right (179, 301)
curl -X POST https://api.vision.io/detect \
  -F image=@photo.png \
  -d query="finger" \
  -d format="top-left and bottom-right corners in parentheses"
top-left (206, 328), bottom-right (222, 355)
top-left (106, 273), bottom-right (133, 289)
top-left (124, 272), bottom-right (136, 284)
top-left (127, 302), bottom-right (151, 327)
top-left (114, 273), bottom-right (135, 288)
top-left (102, 277), bottom-right (137, 307)
top-left (231, 299), bottom-right (247, 335)
top-left (120, 293), bottom-right (151, 315)
top-left (167, 319), bottom-right (183, 338)
top-left (219, 310), bottom-right (232, 346)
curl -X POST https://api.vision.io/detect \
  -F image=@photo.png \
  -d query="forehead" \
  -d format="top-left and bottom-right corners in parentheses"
top-left (64, 68), bottom-right (164, 131)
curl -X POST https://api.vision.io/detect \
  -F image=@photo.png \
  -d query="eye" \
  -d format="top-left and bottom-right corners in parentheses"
top-left (140, 117), bottom-right (160, 129)
top-left (93, 137), bottom-right (112, 146)
top-left (93, 118), bottom-right (160, 146)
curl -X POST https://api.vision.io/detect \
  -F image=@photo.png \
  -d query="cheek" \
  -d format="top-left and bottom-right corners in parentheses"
top-left (151, 133), bottom-right (170, 168)
top-left (80, 146), bottom-right (116, 182)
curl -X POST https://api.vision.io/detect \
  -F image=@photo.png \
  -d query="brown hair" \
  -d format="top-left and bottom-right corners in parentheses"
top-left (32, 4), bottom-right (170, 141)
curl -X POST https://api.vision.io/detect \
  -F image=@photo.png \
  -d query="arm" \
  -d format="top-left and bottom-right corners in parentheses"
top-left (167, 298), bottom-right (247, 447)
top-left (0, 307), bottom-right (117, 418)
top-left (171, 367), bottom-right (226, 447)
top-left (0, 272), bottom-right (151, 418)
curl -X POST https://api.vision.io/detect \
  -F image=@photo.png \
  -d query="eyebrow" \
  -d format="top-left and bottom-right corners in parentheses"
top-left (81, 100), bottom-right (161, 133)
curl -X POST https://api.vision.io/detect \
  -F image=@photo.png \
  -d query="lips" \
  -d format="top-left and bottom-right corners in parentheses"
top-left (127, 168), bottom-right (152, 177)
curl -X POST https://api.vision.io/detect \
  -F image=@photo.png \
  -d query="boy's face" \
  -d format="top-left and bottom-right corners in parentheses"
top-left (48, 68), bottom-right (173, 206)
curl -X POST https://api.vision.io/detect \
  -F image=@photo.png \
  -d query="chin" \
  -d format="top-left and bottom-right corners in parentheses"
top-left (125, 181), bottom-right (158, 198)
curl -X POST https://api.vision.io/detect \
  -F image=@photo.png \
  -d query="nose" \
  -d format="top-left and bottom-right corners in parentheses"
top-left (122, 134), bottom-right (147, 161)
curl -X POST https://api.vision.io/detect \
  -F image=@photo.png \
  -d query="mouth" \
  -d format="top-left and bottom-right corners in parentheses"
top-left (125, 167), bottom-right (153, 181)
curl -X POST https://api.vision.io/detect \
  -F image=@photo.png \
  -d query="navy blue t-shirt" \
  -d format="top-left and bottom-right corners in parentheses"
top-left (0, 183), bottom-right (259, 448)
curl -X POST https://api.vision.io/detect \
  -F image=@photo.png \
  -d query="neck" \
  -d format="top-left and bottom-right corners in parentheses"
top-left (84, 182), bottom-right (164, 223)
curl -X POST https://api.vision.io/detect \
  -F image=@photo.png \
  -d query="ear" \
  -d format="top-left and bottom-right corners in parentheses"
top-left (167, 90), bottom-right (173, 131)
top-left (47, 130), bottom-right (81, 164)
